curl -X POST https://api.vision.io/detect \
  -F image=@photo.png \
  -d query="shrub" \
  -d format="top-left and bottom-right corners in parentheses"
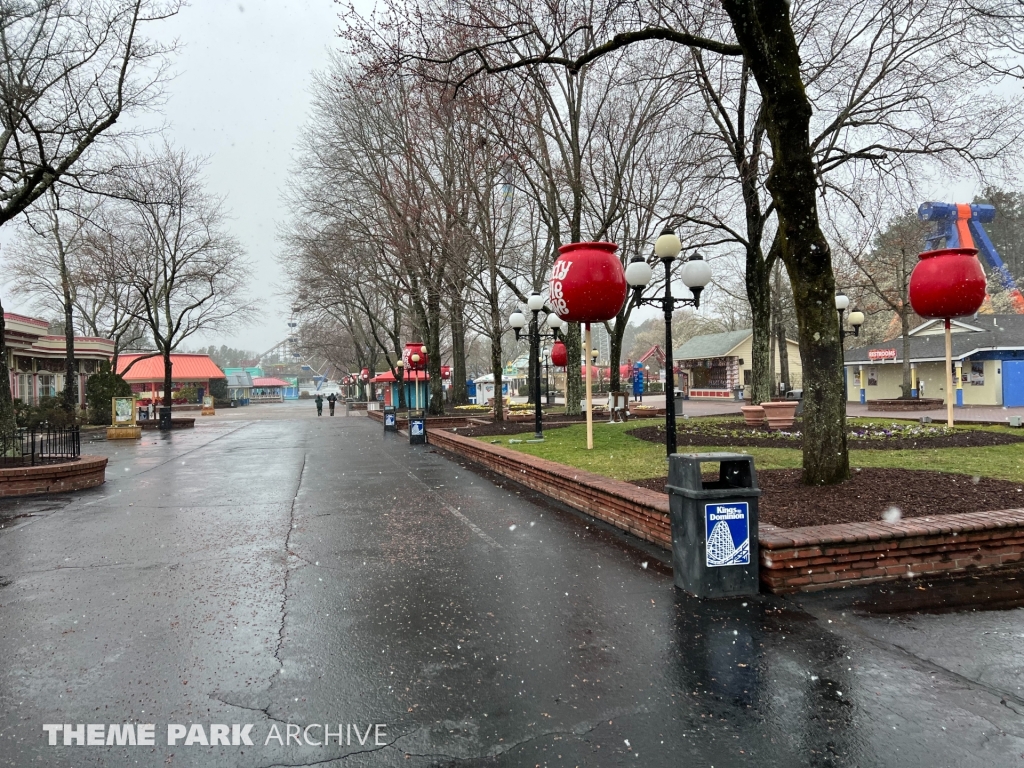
top-left (84, 361), bottom-right (132, 425)
top-left (176, 385), bottom-right (198, 403)
top-left (209, 378), bottom-right (228, 399)
top-left (14, 396), bottom-right (78, 428)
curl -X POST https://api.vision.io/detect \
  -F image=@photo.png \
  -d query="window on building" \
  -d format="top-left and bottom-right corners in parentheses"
top-left (38, 374), bottom-right (55, 399)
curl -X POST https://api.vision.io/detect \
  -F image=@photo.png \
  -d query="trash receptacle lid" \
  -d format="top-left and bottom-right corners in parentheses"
top-left (668, 452), bottom-right (759, 494)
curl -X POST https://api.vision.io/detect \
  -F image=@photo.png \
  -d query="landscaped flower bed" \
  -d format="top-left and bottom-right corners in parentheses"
top-left (627, 418), bottom-right (1024, 450)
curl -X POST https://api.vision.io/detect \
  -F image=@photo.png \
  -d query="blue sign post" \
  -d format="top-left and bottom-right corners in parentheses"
top-left (632, 367), bottom-right (644, 398)
top-left (704, 502), bottom-right (750, 567)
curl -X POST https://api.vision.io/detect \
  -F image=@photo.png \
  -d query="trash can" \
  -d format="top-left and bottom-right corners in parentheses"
top-left (785, 388), bottom-right (804, 417)
top-left (408, 410), bottom-right (426, 445)
top-left (673, 391), bottom-right (684, 419)
top-left (383, 405), bottom-right (398, 432)
top-left (158, 406), bottom-right (173, 431)
top-left (666, 452), bottom-right (761, 598)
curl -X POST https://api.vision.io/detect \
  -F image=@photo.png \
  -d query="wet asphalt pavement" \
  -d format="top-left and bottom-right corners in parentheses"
top-left (0, 403), bottom-right (1023, 767)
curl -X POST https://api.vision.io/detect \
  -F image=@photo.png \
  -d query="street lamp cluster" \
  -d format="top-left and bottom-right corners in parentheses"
top-left (624, 228), bottom-right (713, 457)
top-left (506, 228), bottom-right (714, 457)
top-left (835, 293), bottom-right (865, 339)
top-left (510, 292), bottom-right (565, 439)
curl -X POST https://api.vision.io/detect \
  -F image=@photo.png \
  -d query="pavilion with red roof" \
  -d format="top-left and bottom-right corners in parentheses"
top-left (116, 353), bottom-right (225, 404)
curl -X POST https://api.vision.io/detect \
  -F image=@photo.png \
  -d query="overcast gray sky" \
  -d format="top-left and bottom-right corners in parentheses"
top-left (146, 0), bottom-right (350, 353)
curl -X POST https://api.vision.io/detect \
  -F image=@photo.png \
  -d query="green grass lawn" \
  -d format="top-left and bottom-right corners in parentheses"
top-left (478, 417), bottom-right (1024, 483)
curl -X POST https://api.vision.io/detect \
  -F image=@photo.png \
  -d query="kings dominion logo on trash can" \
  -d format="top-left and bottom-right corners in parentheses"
top-left (704, 502), bottom-right (750, 567)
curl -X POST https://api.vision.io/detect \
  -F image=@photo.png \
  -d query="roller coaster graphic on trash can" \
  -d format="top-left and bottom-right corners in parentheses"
top-left (704, 502), bottom-right (750, 567)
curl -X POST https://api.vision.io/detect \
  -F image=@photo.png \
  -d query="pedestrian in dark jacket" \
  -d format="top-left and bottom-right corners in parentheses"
top-left (327, 393), bottom-right (337, 416)
top-left (314, 394), bottom-right (323, 416)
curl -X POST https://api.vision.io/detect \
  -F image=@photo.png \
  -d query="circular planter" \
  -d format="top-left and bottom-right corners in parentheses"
top-left (740, 405), bottom-right (766, 427)
top-left (761, 400), bottom-right (798, 430)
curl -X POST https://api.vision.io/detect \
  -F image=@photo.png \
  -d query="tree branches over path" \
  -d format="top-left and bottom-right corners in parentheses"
top-left (334, 0), bottom-right (1024, 485)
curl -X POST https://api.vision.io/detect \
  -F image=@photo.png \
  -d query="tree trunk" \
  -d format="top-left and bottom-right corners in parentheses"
top-left (723, 0), bottom-right (849, 485)
top-left (427, 293), bottom-right (445, 416)
top-left (163, 350), bottom-right (173, 409)
top-left (777, 320), bottom-right (790, 395)
top-left (749, 271), bottom-right (771, 405)
top-left (490, 336), bottom-right (504, 422)
top-left (564, 322), bottom-right (582, 415)
top-left (609, 315), bottom-right (626, 392)
top-left (0, 300), bottom-right (14, 433)
top-left (449, 292), bottom-right (469, 405)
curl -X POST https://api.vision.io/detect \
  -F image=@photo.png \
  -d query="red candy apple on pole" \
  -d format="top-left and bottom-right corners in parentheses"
top-left (549, 242), bottom-right (627, 449)
top-left (908, 247), bottom-right (987, 427)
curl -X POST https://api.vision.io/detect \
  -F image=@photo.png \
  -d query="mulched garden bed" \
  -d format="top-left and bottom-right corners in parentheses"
top-left (631, 468), bottom-right (1024, 528)
top-left (627, 419), bottom-right (1024, 450)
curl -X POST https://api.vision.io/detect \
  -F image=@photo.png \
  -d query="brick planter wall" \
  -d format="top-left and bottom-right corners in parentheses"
top-left (0, 455), bottom-right (107, 497)
top-left (427, 429), bottom-right (672, 548)
top-left (759, 510), bottom-right (1024, 592)
top-left (430, 429), bottom-right (1024, 594)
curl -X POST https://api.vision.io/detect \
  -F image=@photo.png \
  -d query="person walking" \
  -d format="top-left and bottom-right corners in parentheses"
top-left (327, 392), bottom-right (337, 416)
top-left (314, 393), bottom-right (324, 417)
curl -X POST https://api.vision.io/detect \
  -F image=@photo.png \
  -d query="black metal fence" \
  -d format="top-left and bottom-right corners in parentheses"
top-left (0, 425), bottom-right (81, 467)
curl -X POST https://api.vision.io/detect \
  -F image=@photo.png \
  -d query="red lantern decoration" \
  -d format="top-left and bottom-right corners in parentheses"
top-left (909, 248), bottom-right (987, 319)
top-left (548, 242), bottom-right (627, 324)
top-left (360, 368), bottom-right (370, 381)
top-left (441, 365), bottom-right (452, 380)
top-left (550, 340), bottom-right (568, 367)
top-left (403, 343), bottom-right (429, 370)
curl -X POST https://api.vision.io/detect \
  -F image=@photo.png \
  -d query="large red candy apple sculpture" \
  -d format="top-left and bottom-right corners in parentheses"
top-left (908, 247), bottom-right (986, 427)
top-left (550, 340), bottom-right (568, 368)
top-left (548, 241), bottom-right (627, 449)
top-left (548, 242), bottom-right (627, 323)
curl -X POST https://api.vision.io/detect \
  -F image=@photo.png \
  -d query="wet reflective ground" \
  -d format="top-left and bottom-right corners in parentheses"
top-left (0, 406), bottom-right (1022, 766)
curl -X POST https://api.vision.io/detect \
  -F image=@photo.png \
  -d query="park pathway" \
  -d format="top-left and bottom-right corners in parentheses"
top-left (0, 403), bottom-right (1021, 766)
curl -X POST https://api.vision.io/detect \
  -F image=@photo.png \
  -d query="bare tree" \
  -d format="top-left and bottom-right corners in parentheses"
top-left (113, 145), bottom-right (251, 416)
top-left (0, 0), bottom-right (179, 430)
top-left (362, 0), bottom-right (1024, 484)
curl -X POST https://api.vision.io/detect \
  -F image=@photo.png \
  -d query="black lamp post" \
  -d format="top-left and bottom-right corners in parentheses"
top-left (543, 345), bottom-right (552, 405)
top-left (510, 292), bottom-right (564, 439)
top-left (395, 359), bottom-right (405, 413)
top-left (625, 228), bottom-right (713, 457)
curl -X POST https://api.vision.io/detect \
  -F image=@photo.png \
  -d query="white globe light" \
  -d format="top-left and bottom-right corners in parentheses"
top-left (849, 309), bottom-right (865, 327)
top-left (625, 257), bottom-right (653, 287)
top-left (681, 255), bottom-right (712, 289)
top-left (654, 229), bottom-right (681, 259)
top-left (835, 293), bottom-right (850, 311)
top-left (546, 313), bottom-right (563, 330)
top-left (527, 292), bottom-right (544, 312)
top-left (509, 311), bottom-right (527, 330)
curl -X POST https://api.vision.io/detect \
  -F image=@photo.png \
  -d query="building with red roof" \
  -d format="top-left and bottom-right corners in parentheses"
top-left (4, 312), bottom-right (115, 407)
top-left (116, 353), bottom-right (225, 404)
top-left (252, 376), bottom-right (291, 402)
